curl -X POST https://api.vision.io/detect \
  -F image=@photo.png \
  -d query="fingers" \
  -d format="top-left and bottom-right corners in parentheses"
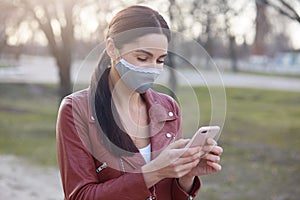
top-left (168, 147), bottom-right (202, 169)
top-left (154, 147), bottom-right (202, 179)
top-left (170, 138), bottom-right (223, 167)
top-left (168, 147), bottom-right (202, 164)
top-left (202, 143), bottom-right (223, 172)
top-left (206, 161), bottom-right (222, 171)
top-left (206, 138), bottom-right (217, 145)
top-left (203, 152), bottom-right (220, 163)
top-left (202, 145), bottom-right (223, 156)
top-left (180, 146), bottom-right (202, 158)
top-left (201, 139), bottom-right (223, 165)
top-left (201, 138), bottom-right (223, 154)
top-left (211, 145), bottom-right (223, 156)
top-left (168, 139), bottom-right (190, 149)
top-left (202, 138), bottom-right (217, 152)
top-left (173, 159), bottom-right (200, 178)
top-left (174, 150), bottom-right (202, 165)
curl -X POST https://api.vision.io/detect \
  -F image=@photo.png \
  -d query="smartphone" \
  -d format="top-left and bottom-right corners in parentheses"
top-left (186, 126), bottom-right (220, 148)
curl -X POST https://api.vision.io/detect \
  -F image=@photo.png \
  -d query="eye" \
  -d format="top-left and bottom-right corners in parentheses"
top-left (157, 60), bottom-right (164, 64)
top-left (137, 57), bottom-right (147, 62)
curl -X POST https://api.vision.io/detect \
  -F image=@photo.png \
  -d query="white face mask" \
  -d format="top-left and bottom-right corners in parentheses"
top-left (115, 58), bottom-right (163, 93)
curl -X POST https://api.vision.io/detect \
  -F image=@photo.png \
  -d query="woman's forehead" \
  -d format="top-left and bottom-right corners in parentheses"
top-left (121, 34), bottom-right (168, 55)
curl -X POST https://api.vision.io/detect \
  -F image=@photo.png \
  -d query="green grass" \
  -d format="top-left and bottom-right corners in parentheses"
top-left (0, 64), bottom-right (14, 68)
top-left (191, 87), bottom-right (300, 200)
top-left (0, 83), bottom-right (59, 166)
top-left (236, 69), bottom-right (300, 79)
top-left (0, 83), bottom-right (300, 199)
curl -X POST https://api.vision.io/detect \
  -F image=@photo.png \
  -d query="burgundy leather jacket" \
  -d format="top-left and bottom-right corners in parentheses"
top-left (56, 88), bottom-right (201, 200)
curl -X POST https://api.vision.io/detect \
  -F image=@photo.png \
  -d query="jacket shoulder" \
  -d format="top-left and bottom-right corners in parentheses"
top-left (60, 89), bottom-right (89, 108)
top-left (63, 89), bottom-right (89, 103)
top-left (147, 89), bottom-right (179, 110)
top-left (58, 88), bottom-right (90, 120)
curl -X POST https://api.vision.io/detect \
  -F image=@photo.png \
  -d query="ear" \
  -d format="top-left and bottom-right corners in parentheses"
top-left (106, 38), bottom-right (120, 60)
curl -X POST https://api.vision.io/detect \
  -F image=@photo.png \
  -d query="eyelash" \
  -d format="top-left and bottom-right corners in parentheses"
top-left (137, 57), bottom-right (164, 64)
top-left (137, 57), bottom-right (147, 62)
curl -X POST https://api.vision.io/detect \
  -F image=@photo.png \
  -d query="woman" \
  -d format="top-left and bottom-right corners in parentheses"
top-left (56, 5), bottom-right (223, 200)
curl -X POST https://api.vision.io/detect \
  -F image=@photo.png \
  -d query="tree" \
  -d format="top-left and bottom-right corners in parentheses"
top-left (0, 18), bottom-right (7, 57)
top-left (219, 0), bottom-right (251, 72)
top-left (189, 0), bottom-right (249, 72)
top-left (259, 0), bottom-right (300, 23)
top-left (189, 0), bottom-right (219, 56)
top-left (252, 0), bottom-right (270, 55)
top-left (3, 0), bottom-right (111, 100)
top-left (22, 0), bottom-right (75, 100)
top-left (187, 0), bottom-right (246, 72)
top-left (254, 0), bottom-right (299, 53)
top-left (166, 0), bottom-right (181, 98)
top-left (0, 1), bottom-right (22, 57)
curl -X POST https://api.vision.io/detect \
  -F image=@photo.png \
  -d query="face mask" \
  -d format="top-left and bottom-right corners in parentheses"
top-left (115, 58), bottom-right (163, 93)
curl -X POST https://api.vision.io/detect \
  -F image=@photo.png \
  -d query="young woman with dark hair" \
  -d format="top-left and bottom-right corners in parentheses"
top-left (56, 5), bottom-right (223, 200)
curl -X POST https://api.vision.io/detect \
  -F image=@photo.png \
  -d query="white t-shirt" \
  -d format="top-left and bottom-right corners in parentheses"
top-left (139, 143), bottom-right (151, 163)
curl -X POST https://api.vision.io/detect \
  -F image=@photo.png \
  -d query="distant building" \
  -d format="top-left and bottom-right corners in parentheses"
top-left (274, 49), bottom-right (300, 67)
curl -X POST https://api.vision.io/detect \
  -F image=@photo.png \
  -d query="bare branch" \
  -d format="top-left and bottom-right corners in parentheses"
top-left (61, 0), bottom-right (74, 47)
top-left (21, 0), bottom-right (61, 60)
top-left (280, 0), bottom-right (300, 21)
top-left (258, 0), bottom-right (300, 23)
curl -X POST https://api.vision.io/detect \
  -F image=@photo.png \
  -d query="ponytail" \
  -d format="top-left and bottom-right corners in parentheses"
top-left (90, 50), bottom-right (139, 157)
top-left (90, 50), bottom-right (110, 91)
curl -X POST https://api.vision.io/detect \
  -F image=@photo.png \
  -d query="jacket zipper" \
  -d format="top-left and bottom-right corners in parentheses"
top-left (120, 158), bottom-right (126, 174)
top-left (120, 158), bottom-right (157, 199)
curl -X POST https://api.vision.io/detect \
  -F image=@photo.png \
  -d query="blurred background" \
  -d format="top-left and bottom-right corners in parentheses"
top-left (0, 0), bottom-right (299, 199)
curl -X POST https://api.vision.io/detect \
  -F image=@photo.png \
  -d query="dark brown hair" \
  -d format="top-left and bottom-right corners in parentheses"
top-left (91, 5), bottom-right (170, 157)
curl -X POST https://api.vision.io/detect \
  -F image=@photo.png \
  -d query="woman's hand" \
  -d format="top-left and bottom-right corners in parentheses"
top-left (193, 138), bottom-right (223, 176)
top-left (142, 139), bottom-right (202, 188)
top-left (178, 138), bottom-right (223, 190)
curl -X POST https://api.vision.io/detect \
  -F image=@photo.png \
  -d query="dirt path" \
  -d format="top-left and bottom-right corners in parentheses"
top-left (0, 155), bottom-right (63, 200)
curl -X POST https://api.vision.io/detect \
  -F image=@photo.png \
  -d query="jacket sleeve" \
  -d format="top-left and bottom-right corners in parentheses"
top-left (169, 98), bottom-right (201, 199)
top-left (56, 97), bottom-right (152, 200)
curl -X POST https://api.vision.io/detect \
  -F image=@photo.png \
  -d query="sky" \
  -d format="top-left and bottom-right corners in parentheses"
top-left (289, 22), bottom-right (300, 49)
top-left (5, 0), bottom-right (300, 50)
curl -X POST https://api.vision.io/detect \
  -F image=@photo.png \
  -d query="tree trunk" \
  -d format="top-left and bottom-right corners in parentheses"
top-left (167, 54), bottom-right (177, 99)
top-left (25, 0), bottom-right (74, 101)
top-left (204, 14), bottom-right (214, 57)
top-left (229, 35), bottom-right (238, 72)
top-left (204, 13), bottom-right (214, 70)
top-left (252, 1), bottom-right (269, 55)
top-left (58, 64), bottom-right (72, 101)
top-left (57, 0), bottom-right (73, 101)
top-left (168, 0), bottom-right (178, 98)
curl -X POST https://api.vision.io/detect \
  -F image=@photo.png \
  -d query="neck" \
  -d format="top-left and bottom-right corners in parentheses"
top-left (109, 66), bottom-right (150, 148)
top-left (109, 65), bottom-right (141, 109)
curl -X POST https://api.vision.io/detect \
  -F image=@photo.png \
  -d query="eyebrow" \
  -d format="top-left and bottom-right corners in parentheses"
top-left (134, 49), bottom-right (168, 58)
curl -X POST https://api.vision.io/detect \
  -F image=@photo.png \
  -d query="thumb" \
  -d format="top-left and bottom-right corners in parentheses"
top-left (168, 138), bottom-right (190, 149)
